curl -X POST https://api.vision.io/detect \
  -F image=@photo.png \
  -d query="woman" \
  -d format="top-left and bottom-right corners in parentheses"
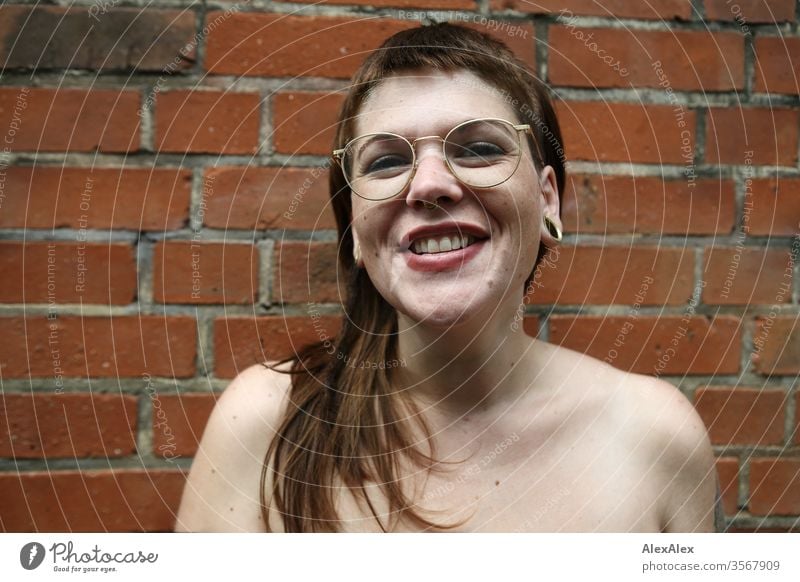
top-left (176, 23), bottom-right (718, 533)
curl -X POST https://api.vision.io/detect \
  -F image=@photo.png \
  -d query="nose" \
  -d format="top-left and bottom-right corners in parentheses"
top-left (405, 145), bottom-right (464, 210)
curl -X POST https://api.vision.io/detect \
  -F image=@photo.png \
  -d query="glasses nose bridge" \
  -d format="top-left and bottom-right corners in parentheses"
top-left (409, 134), bottom-right (449, 171)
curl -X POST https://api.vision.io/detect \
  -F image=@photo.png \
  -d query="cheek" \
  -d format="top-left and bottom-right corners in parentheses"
top-left (517, 175), bottom-right (545, 235)
top-left (351, 202), bottom-right (389, 255)
top-left (350, 199), bottom-right (369, 234)
top-left (497, 186), bottom-right (544, 271)
top-left (494, 185), bottom-right (541, 237)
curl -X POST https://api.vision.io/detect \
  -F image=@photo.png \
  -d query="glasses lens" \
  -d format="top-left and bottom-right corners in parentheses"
top-left (445, 119), bottom-right (521, 188)
top-left (342, 134), bottom-right (413, 200)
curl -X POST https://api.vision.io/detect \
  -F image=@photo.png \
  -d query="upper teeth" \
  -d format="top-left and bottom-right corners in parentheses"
top-left (412, 234), bottom-right (475, 254)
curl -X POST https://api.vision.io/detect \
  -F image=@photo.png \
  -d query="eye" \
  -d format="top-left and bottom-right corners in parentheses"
top-left (456, 141), bottom-right (506, 159)
top-left (349, 135), bottom-right (413, 178)
top-left (446, 120), bottom-right (519, 165)
top-left (364, 154), bottom-right (412, 175)
top-left (450, 140), bottom-right (508, 165)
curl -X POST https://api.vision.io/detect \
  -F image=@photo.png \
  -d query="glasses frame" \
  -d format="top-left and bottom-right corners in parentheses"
top-left (332, 117), bottom-right (544, 201)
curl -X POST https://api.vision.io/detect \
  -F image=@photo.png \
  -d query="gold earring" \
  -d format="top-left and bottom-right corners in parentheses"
top-left (353, 242), bottom-right (362, 266)
top-left (543, 215), bottom-right (563, 242)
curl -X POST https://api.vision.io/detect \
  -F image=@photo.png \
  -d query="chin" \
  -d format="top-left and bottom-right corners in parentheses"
top-left (393, 289), bottom-right (497, 330)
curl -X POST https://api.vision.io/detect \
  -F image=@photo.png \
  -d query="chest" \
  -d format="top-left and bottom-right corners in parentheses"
top-left (331, 433), bottom-right (663, 532)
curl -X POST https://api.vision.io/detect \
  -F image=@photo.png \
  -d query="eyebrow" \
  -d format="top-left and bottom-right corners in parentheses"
top-left (350, 133), bottom-right (407, 162)
top-left (354, 117), bottom-right (477, 143)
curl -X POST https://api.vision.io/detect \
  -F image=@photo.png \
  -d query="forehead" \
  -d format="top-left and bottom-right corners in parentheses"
top-left (353, 69), bottom-right (520, 137)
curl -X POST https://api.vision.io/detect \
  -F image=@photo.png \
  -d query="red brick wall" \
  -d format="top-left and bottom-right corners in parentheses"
top-left (0, 0), bottom-right (798, 532)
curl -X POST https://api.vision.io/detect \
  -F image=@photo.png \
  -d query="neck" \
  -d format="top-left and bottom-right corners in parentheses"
top-left (394, 301), bottom-right (538, 422)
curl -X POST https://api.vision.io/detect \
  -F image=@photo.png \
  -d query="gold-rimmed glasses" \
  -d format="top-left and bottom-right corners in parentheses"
top-left (332, 117), bottom-right (542, 201)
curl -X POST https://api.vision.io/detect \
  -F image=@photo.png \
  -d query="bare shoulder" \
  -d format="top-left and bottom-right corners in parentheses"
top-left (174, 362), bottom-right (293, 532)
top-left (537, 342), bottom-right (716, 531)
top-left (617, 372), bottom-right (717, 532)
top-left (539, 342), bottom-right (709, 452)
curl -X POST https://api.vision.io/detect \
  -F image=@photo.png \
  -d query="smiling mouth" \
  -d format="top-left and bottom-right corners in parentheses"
top-left (410, 233), bottom-right (486, 255)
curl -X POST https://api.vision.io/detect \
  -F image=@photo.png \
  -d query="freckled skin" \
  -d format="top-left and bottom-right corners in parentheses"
top-left (349, 70), bottom-right (548, 328)
top-left (176, 70), bottom-right (717, 534)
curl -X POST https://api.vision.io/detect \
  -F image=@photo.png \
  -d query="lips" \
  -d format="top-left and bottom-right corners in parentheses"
top-left (401, 221), bottom-right (490, 272)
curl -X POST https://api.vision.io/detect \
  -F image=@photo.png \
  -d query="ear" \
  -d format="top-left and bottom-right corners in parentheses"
top-left (538, 165), bottom-right (562, 245)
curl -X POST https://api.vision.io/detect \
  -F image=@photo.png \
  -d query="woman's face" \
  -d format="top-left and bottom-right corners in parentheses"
top-left (349, 69), bottom-right (561, 328)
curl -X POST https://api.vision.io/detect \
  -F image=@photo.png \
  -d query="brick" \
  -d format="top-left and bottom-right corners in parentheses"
top-left (0, 6), bottom-right (195, 72)
top-left (292, 0), bottom-right (474, 7)
top-left (155, 90), bottom-right (260, 155)
top-left (549, 315), bottom-right (741, 375)
top-left (202, 166), bottom-right (335, 231)
top-left (549, 27), bottom-right (742, 91)
top-left (749, 459), bottom-right (800, 516)
top-left (715, 457), bottom-right (739, 516)
top-left (796, 392), bottom-right (800, 445)
top-left (562, 174), bottom-right (735, 235)
top-left (0, 393), bottom-right (137, 459)
top-left (274, 242), bottom-right (342, 304)
top-left (755, 36), bottom-right (800, 95)
top-left (0, 166), bottom-right (191, 230)
top-left (273, 92), bottom-right (345, 156)
top-left (702, 247), bottom-right (793, 305)
top-left (528, 245), bottom-right (694, 305)
top-left (728, 524), bottom-right (799, 532)
top-left (555, 101), bottom-right (696, 164)
top-left (752, 316), bottom-right (800, 376)
top-left (214, 316), bottom-right (342, 378)
top-left (491, 0), bottom-right (692, 19)
top-left (153, 242), bottom-right (258, 305)
top-left (694, 387), bottom-right (785, 445)
top-left (522, 316), bottom-right (539, 337)
top-left (153, 393), bottom-right (216, 458)
top-left (705, 107), bottom-right (798, 166)
top-left (0, 241), bottom-right (137, 305)
top-left (205, 13), bottom-right (415, 78)
top-left (0, 316), bottom-right (196, 379)
top-left (208, 12), bottom-right (535, 77)
top-left (254, 14), bottom-right (534, 70)
top-left (0, 469), bottom-right (185, 531)
top-left (0, 87), bottom-right (140, 152)
top-left (746, 178), bottom-right (800, 236)
top-left (705, 0), bottom-right (795, 23)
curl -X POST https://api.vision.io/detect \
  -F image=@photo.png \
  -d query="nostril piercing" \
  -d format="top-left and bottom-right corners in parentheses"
top-left (421, 197), bottom-right (446, 210)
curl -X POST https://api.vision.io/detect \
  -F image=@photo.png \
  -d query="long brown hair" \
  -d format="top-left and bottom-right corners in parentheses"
top-left (261, 22), bottom-right (566, 532)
